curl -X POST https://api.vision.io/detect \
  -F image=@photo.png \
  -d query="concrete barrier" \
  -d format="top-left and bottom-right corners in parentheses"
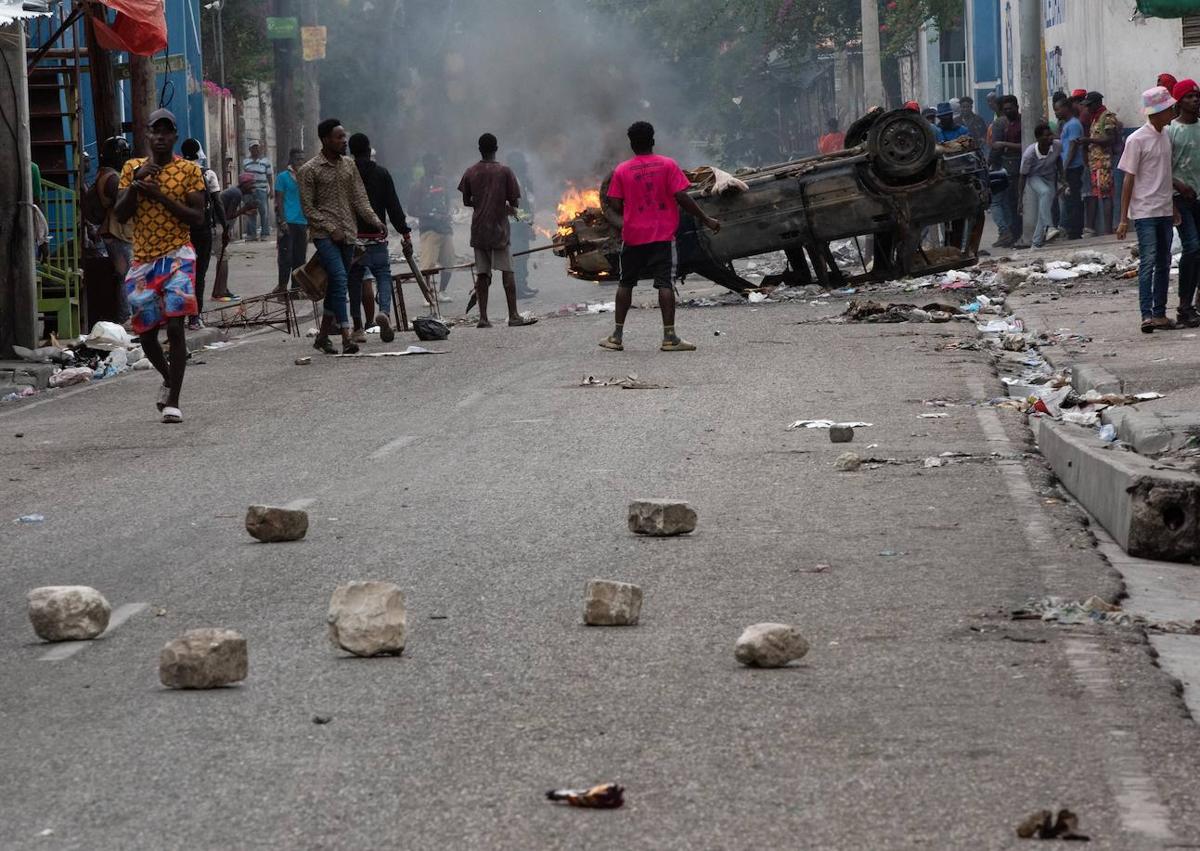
top-left (1032, 417), bottom-right (1200, 562)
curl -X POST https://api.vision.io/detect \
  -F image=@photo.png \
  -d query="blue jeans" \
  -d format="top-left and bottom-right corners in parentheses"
top-left (1028, 175), bottom-right (1055, 247)
top-left (1177, 198), bottom-right (1200, 312)
top-left (1134, 217), bottom-right (1173, 319)
top-left (347, 242), bottom-right (392, 327)
top-left (246, 188), bottom-right (271, 238)
top-left (313, 237), bottom-right (353, 330)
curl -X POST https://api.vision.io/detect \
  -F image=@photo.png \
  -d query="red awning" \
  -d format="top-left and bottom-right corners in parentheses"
top-left (92, 0), bottom-right (167, 56)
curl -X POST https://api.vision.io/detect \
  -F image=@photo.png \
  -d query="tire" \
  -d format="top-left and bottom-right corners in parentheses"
top-left (868, 110), bottom-right (937, 180)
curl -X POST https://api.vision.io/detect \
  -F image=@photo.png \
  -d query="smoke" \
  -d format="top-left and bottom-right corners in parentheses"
top-left (324, 0), bottom-right (694, 208)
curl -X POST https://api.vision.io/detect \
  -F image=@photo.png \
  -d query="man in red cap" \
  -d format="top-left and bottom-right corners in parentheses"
top-left (1170, 78), bottom-right (1200, 325)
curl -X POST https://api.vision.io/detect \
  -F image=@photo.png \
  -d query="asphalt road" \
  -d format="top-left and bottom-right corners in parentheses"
top-left (1, 246), bottom-right (1198, 849)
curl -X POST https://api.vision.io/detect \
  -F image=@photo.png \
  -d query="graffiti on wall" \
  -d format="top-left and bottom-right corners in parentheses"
top-left (1004, 1), bottom-right (1015, 94)
top-left (1046, 45), bottom-right (1067, 97)
top-left (1044, 0), bottom-right (1066, 29)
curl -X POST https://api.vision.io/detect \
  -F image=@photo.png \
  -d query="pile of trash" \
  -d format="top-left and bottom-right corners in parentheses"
top-left (3, 321), bottom-right (149, 403)
top-left (1013, 595), bottom-right (1200, 634)
top-left (838, 294), bottom-right (1005, 325)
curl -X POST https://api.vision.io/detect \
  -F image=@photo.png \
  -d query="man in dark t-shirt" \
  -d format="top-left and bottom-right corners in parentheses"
top-left (457, 132), bottom-right (537, 329)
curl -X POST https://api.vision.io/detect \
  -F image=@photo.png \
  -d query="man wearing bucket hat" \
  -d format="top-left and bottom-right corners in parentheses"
top-left (933, 102), bottom-right (970, 144)
top-left (1117, 86), bottom-right (1180, 333)
top-left (1170, 78), bottom-right (1200, 326)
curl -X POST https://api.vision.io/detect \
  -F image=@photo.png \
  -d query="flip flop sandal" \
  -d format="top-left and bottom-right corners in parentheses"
top-left (660, 338), bottom-right (697, 352)
top-left (156, 384), bottom-right (170, 412)
top-left (508, 316), bottom-right (538, 327)
top-left (161, 406), bottom-right (183, 424)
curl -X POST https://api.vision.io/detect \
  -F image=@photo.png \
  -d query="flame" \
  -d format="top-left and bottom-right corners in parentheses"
top-left (557, 184), bottom-right (602, 226)
top-left (535, 226), bottom-right (557, 240)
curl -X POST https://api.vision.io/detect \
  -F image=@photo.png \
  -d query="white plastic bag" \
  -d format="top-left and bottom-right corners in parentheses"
top-left (85, 321), bottom-right (132, 351)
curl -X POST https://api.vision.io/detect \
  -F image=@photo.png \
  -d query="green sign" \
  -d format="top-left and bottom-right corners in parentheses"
top-left (266, 17), bottom-right (298, 39)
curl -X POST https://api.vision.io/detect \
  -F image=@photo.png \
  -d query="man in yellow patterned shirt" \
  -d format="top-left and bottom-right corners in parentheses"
top-left (114, 108), bottom-right (206, 424)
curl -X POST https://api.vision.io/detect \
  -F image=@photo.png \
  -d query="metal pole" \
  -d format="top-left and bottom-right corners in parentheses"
top-left (216, 2), bottom-right (228, 186)
top-left (860, 0), bottom-right (884, 108)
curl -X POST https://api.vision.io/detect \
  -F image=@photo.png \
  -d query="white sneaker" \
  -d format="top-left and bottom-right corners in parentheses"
top-left (1045, 227), bottom-right (1063, 242)
top-left (161, 406), bottom-right (183, 424)
top-left (438, 293), bottom-right (454, 303)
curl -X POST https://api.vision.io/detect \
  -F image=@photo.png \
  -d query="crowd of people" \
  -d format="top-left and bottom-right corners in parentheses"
top-left (821, 75), bottom-right (1200, 333)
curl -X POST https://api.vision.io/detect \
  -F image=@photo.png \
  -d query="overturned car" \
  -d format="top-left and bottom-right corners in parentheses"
top-left (554, 108), bottom-right (1003, 292)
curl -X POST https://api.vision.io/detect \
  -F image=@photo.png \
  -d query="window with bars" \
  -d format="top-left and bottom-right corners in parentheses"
top-left (1185, 15), bottom-right (1200, 47)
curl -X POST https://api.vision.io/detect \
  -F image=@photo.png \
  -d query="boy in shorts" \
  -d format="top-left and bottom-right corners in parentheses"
top-left (113, 109), bottom-right (207, 423)
top-left (600, 121), bottom-right (720, 352)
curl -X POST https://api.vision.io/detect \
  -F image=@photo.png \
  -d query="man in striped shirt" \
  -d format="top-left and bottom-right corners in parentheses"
top-left (241, 141), bottom-right (273, 240)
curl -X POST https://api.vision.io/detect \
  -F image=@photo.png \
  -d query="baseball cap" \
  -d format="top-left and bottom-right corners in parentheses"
top-left (903, 100), bottom-right (920, 112)
top-left (1158, 73), bottom-right (1178, 93)
top-left (238, 171), bottom-right (256, 186)
top-left (1142, 85), bottom-right (1177, 116)
top-left (1083, 91), bottom-right (1103, 107)
top-left (147, 108), bottom-right (177, 129)
top-left (1173, 79), bottom-right (1200, 100)
top-left (1070, 88), bottom-right (1087, 101)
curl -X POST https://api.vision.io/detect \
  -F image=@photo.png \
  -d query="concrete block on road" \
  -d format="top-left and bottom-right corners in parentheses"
top-left (27, 586), bottom-right (111, 641)
top-left (159, 628), bottom-right (248, 689)
top-left (628, 499), bottom-right (697, 536)
top-left (583, 579), bottom-right (642, 626)
top-left (1070, 363), bottom-right (1122, 396)
top-left (1102, 407), bottom-right (1200, 456)
top-left (829, 426), bottom-right (854, 443)
top-left (735, 623), bottom-right (810, 668)
top-left (245, 505), bottom-right (308, 542)
top-left (1032, 418), bottom-right (1200, 561)
top-left (327, 581), bottom-right (406, 657)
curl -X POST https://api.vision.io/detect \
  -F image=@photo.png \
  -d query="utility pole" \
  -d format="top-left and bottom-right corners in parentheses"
top-left (860, 0), bottom-right (885, 109)
top-left (299, 0), bottom-right (320, 150)
top-left (270, 0), bottom-right (299, 156)
top-left (129, 54), bottom-right (157, 155)
top-left (0, 22), bottom-right (38, 355)
top-left (1018, 0), bottom-right (1042, 148)
top-left (83, 11), bottom-right (120, 143)
top-left (1018, 0), bottom-right (1042, 242)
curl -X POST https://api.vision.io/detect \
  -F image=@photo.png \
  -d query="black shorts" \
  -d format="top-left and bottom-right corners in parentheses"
top-left (619, 241), bottom-right (673, 289)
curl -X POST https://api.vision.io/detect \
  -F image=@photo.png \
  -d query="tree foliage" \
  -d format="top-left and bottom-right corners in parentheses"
top-left (200, 0), bottom-right (274, 95)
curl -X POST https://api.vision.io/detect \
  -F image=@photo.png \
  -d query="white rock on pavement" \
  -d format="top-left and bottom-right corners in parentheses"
top-left (583, 579), bottom-right (643, 626)
top-left (159, 628), bottom-right (248, 689)
top-left (245, 504), bottom-right (308, 542)
top-left (27, 586), bottom-right (111, 641)
top-left (627, 499), bottom-right (697, 536)
top-left (834, 451), bottom-right (862, 472)
top-left (327, 581), bottom-right (407, 657)
top-left (735, 623), bottom-right (810, 668)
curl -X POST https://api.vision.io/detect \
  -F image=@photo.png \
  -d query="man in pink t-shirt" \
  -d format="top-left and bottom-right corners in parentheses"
top-left (600, 121), bottom-right (720, 352)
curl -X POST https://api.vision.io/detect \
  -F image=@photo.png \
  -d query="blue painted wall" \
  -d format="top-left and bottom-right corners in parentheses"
top-left (28, 0), bottom-right (208, 184)
top-left (970, 0), bottom-right (1002, 120)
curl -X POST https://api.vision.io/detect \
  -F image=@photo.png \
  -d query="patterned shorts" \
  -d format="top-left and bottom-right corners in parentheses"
top-left (125, 245), bottom-right (198, 335)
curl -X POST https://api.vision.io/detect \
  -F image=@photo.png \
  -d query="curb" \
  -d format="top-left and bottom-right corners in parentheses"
top-left (1031, 417), bottom-right (1200, 562)
top-left (1102, 407), bottom-right (1200, 456)
top-left (1070, 363), bottom-right (1122, 396)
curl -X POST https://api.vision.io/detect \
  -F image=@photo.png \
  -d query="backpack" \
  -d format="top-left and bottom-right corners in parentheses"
top-left (81, 166), bottom-right (115, 226)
